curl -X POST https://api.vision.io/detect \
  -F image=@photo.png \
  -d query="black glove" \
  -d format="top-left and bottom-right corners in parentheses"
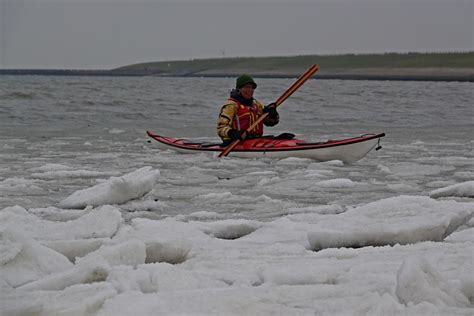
top-left (263, 102), bottom-right (279, 119)
top-left (228, 129), bottom-right (246, 140)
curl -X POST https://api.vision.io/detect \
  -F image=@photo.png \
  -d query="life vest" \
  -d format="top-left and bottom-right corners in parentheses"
top-left (229, 98), bottom-right (264, 136)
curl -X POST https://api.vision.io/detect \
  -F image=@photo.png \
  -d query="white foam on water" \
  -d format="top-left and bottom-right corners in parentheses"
top-left (31, 169), bottom-right (118, 180)
top-left (29, 163), bottom-right (74, 172)
top-left (454, 171), bottom-right (474, 180)
top-left (0, 177), bottom-right (44, 194)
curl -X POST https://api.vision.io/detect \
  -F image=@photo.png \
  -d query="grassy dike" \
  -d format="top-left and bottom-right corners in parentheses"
top-left (112, 52), bottom-right (474, 82)
top-left (1, 52), bottom-right (473, 81)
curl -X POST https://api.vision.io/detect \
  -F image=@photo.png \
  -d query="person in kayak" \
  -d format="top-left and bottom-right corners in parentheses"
top-left (217, 74), bottom-right (279, 145)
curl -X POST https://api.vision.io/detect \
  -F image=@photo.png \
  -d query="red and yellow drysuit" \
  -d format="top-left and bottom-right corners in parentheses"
top-left (217, 97), bottom-right (279, 142)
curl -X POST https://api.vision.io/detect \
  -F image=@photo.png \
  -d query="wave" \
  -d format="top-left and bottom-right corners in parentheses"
top-left (1, 91), bottom-right (36, 100)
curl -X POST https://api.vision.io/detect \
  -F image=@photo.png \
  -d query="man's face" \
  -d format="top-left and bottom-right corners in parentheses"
top-left (239, 83), bottom-right (255, 99)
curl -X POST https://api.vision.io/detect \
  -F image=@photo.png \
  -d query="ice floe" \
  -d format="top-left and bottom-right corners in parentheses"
top-left (1, 151), bottom-right (474, 315)
top-left (198, 219), bottom-right (262, 240)
top-left (59, 167), bottom-right (160, 208)
top-left (0, 205), bottom-right (122, 240)
top-left (430, 181), bottom-right (474, 198)
top-left (307, 195), bottom-right (474, 251)
top-left (76, 238), bottom-right (146, 267)
top-left (0, 229), bottom-right (73, 287)
top-left (17, 258), bottom-right (110, 291)
top-left (396, 256), bottom-right (470, 307)
top-left (314, 178), bottom-right (358, 188)
top-left (2, 184), bottom-right (474, 315)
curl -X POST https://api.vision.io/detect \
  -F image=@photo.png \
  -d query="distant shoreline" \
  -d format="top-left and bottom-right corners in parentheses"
top-left (1, 68), bottom-right (473, 82)
top-left (2, 52), bottom-right (473, 82)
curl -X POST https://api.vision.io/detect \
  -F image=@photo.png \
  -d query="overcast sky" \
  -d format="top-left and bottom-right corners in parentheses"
top-left (0, 0), bottom-right (472, 69)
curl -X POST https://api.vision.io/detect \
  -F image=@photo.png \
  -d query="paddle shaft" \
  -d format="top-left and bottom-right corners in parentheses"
top-left (219, 64), bottom-right (319, 157)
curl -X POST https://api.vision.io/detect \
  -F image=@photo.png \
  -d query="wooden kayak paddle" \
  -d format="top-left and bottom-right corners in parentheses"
top-left (219, 64), bottom-right (320, 157)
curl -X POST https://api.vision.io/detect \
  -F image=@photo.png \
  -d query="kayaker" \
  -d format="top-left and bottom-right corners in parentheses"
top-left (217, 74), bottom-right (279, 145)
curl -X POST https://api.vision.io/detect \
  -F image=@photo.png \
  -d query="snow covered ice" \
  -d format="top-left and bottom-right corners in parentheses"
top-left (430, 181), bottom-right (474, 199)
top-left (1, 77), bottom-right (473, 315)
top-left (59, 167), bottom-right (160, 209)
top-left (1, 164), bottom-right (473, 315)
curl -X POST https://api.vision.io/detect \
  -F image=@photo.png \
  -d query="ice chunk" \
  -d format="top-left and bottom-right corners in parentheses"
top-left (0, 233), bottom-right (23, 265)
top-left (315, 178), bottom-right (357, 188)
top-left (76, 239), bottom-right (146, 267)
top-left (97, 285), bottom-right (313, 315)
top-left (390, 163), bottom-right (455, 177)
top-left (430, 181), bottom-right (474, 198)
top-left (460, 276), bottom-right (474, 304)
top-left (185, 211), bottom-right (225, 221)
top-left (108, 128), bottom-right (126, 134)
top-left (0, 205), bottom-right (122, 240)
top-left (425, 180), bottom-right (454, 189)
top-left (307, 196), bottom-right (474, 250)
top-left (454, 171), bottom-right (474, 180)
top-left (128, 217), bottom-right (209, 245)
top-left (119, 199), bottom-right (168, 212)
top-left (121, 218), bottom-right (211, 264)
top-left (0, 276), bottom-right (13, 293)
top-left (42, 239), bottom-right (106, 262)
top-left (145, 241), bottom-right (191, 264)
top-left (59, 166), bottom-right (160, 208)
top-left (376, 164), bottom-right (392, 174)
top-left (276, 157), bottom-right (312, 166)
top-left (107, 265), bottom-right (157, 293)
top-left (287, 204), bottom-right (345, 215)
top-left (444, 227), bottom-right (474, 243)
top-left (41, 283), bottom-right (117, 315)
top-left (28, 206), bottom-right (89, 222)
top-left (396, 256), bottom-right (469, 307)
top-left (2, 282), bottom-right (116, 316)
top-left (0, 229), bottom-right (72, 287)
top-left (200, 219), bottom-right (262, 240)
top-left (138, 262), bottom-right (227, 292)
top-left (259, 263), bottom-right (339, 286)
top-left (18, 257), bottom-right (110, 291)
top-left (192, 191), bottom-right (234, 201)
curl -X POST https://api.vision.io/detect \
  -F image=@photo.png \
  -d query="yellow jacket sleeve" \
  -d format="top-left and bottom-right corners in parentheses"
top-left (217, 101), bottom-right (237, 141)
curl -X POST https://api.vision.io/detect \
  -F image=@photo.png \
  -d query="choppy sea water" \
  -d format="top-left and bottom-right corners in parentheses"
top-left (0, 76), bottom-right (472, 214)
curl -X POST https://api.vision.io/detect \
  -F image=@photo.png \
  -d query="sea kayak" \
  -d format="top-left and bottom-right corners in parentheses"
top-left (146, 131), bottom-right (385, 163)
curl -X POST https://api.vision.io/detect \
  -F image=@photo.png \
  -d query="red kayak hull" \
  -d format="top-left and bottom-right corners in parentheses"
top-left (146, 131), bottom-right (385, 163)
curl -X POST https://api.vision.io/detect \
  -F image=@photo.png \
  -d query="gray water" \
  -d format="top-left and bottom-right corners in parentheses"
top-left (0, 76), bottom-right (473, 218)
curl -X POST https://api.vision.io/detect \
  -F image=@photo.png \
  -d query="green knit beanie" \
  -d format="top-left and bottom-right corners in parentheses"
top-left (236, 74), bottom-right (257, 89)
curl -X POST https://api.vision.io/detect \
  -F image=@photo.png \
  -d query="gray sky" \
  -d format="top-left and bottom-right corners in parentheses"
top-left (0, 0), bottom-right (473, 69)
